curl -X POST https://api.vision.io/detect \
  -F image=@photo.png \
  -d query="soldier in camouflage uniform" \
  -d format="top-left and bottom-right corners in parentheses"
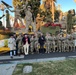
top-left (56, 34), bottom-right (62, 52)
top-left (45, 33), bottom-right (51, 53)
top-left (51, 34), bottom-right (56, 52)
top-left (70, 31), bottom-right (76, 52)
top-left (65, 34), bottom-right (71, 52)
top-left (30, 35), bottom-right (35, 54)
top-left (34, 33), bottom-right (39, 53)
top-left (69, 35), bottom-right (75, 52)
top-left (16, 33), bottom-right (23, 55)
top-left (61, 34), bottom-right (66, 52)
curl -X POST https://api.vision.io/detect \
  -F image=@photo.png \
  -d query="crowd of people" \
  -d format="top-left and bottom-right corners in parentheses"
top-left (8, 31), bottom-right (76, 58)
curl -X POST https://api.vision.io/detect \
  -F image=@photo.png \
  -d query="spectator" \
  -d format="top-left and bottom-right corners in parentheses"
top-left (8, 35), bottom-right (16, 58)
top-left (38, 33), bottom-right (46, 53)
top-left (22, 34), bottom-right (30, 55)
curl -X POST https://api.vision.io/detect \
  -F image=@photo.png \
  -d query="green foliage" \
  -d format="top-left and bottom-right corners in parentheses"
top-left (39, 9), bottom-right (52, 22)
top-left (27, 0), bottom-right (40, 18)
top-left (20, 10), bottom-right (25, 18)
top-left (54, 10), bottom-right (60, 21)
top-left (40, 26), bottom-right (60, 35)
top-left (18, 0), bottom-right (40, 19)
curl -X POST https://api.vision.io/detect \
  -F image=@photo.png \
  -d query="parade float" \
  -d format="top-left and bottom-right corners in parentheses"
top-left (12, 0), bottom-right (63, 34)
top-left (0, 0), bottom-right (61, 53)
top-left (0, 0), bottom-right (67, 54)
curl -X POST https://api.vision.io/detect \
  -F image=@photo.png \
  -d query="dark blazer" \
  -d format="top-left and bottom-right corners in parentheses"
top-left (38, 35), bottom-right (46, 46)
top-left (22, 37), bottom-right (30, 45)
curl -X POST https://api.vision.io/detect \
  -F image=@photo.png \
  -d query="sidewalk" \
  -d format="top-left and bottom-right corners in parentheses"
top-left (0, 63), bottom-right (17, 75)
top-left (0, 51), bottom-right (76, 61)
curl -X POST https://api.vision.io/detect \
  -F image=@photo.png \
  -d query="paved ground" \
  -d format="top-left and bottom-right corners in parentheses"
top-left (0, 51), bottom-right (76, 61)
top-left (0, 63), bottom-right (17, 75)
top-left (0, 51), bottom-right (76, 75)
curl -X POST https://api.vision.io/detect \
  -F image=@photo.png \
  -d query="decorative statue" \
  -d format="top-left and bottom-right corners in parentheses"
top-left (25, 6), bottom-right (33, 32)
top-left (36, 13), bottom-right (44, 31)
top-left (67, 10), bottom-right (73, 33)
top-left (0, 14), bottom-right (5, 19)
top-left (0, 14), bottom-right (5, 29)
top-left (6, 10), bottom-right (11, 29)
top-left (22, 0), bottom-right (36, 32)
top-left (8, 5), bottom-right (24, 28)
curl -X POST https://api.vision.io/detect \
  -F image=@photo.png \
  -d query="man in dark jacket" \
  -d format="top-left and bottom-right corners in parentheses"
top-left (38, 33), bottom-right (46, 53)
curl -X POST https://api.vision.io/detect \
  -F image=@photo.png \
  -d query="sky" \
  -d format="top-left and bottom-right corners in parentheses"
top-left (0, 0), bottom-right (14, 16)
top-left (56, 0), bottom-right (76, 12)
top-left (0, 0), bottom-right (76, 16)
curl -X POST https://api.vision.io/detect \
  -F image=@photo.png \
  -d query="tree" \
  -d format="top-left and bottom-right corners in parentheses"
top-left (39, 9), bottom-right (52, 22)
top-left (27, 0), bottom-right (40, 19)
top-left (54, 10), bottom-right (60, 21)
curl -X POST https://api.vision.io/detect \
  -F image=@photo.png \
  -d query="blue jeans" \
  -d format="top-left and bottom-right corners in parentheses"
top-left (10, 50), bottom-right (16, 57)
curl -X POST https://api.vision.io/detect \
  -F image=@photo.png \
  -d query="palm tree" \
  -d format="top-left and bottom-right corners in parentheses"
top-left (43, 0), bottom-right (56, 22)
top-left (51, 0), bottom-right (56, 22)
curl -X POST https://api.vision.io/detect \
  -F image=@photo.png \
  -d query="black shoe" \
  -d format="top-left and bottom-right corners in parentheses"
top-left (18, 53), bottom-right (21, 56)
top-left (10, 56), bottom-right (13, 58)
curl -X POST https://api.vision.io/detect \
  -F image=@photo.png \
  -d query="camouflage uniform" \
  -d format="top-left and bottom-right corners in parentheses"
top-left (34, 34), bottom-right (39, 53)
top-left (51, 35), bottom-right (56, 52)
top-left (30, 35), bottom-right (35, 54)
top-left (61, 36), bottom-right (66, 52)
top-left (45, 33), bottom-right (51, 53)
top-left (65, 34), bottom-right (71, 52)
top-left (16, 34), bottom-right (23, 55)
top-left (56, 34), bottom-right (62, 52)
top-left (69, 35), bottom-right (75, 52)
top-left (71, 32), bottom-right (76, 51)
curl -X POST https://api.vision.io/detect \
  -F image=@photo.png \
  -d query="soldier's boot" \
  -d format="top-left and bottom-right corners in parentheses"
top-left (48, 47), bottom-right (50, 53)
top-left (56, 46), bottom-right (58, 52)
top-left (31, 47), bottom-right (34, 54)
top-left (73, 46), bottom-right (75, 52)
top-left (62, 44), bottom-right (65, 52)
top-left (50, 44), bottom-right (52, 52)
top-left (59, 46), bottom-right (61, 52)
top-left (53, 46), bottom-right (55, 52)
top-left (45, 48), bottom-right (48, 53)
top-left (70, 46), bottom-right (72, 52)
top-left (65, 45), bottom-right (68, 52)
top-left (63, 46), bottom-right (65, 52)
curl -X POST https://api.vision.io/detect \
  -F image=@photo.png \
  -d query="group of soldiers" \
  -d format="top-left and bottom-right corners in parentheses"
top-left (16, 31), bottom-right (76, 55)
top-left (45, 32), bottom-right (76, 53)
